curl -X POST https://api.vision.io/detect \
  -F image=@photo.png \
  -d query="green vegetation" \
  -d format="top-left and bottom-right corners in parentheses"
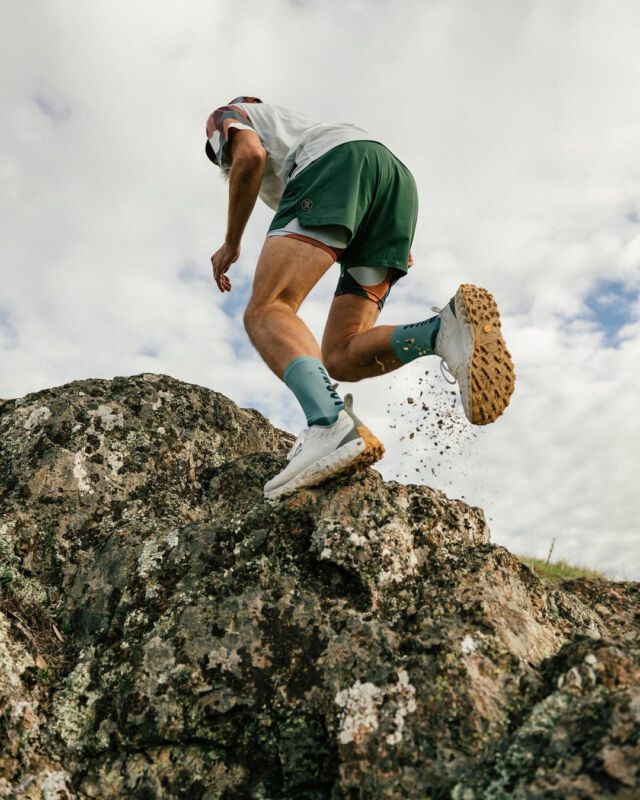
top-left (518, 555), bottom-right (606, 584)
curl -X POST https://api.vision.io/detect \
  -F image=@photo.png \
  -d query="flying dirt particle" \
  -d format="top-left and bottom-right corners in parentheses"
top-left (383, 366), bottom-right (479, 491)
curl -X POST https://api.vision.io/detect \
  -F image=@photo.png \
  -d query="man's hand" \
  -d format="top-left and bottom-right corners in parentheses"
top-left (211, 242), bottom-right (240, 292)
top-left (408, 251), bottom-right (414, 268)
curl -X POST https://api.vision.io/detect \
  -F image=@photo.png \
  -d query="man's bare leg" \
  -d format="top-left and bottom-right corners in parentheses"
top-left (322, 294), bottom-right (404, 382)
top-left (243, 237), bottom-right (384, 498)
top-left (243, 236), bottom-right (334, 377)
top-left (322, 286), bottom-right (515, 426)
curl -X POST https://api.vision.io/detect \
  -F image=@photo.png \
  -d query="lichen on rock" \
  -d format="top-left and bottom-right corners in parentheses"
top-left (0, 373), bottom-right (638, 798)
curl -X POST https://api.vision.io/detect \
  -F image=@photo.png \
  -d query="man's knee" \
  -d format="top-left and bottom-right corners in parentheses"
top-left (244, 296), bottom-right (295, 337)
top-left (244, 298), bottom-right (276, 340)
top-left (323, 349), bottom-right (362, 383)
top-left (243, 300), bottom-right (260, 336)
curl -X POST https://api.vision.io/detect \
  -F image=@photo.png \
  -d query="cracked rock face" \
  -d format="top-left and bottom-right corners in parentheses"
top-left (0, 374), bottom-right (638, 799)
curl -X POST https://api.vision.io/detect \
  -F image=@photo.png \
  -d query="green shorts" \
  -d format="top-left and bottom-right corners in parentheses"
top-left (268, 140), bottom-right (419, 307)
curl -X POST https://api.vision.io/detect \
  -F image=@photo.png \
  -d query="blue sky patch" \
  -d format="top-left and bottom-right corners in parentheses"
top-left (34, 92), bottom-right (72, 122)
top-left (178, 260), bottom-right (208, 284)
top-left (0, 310), bottom-right (18, 349)
top-left (584, 279), bottom-right (639, 347)
top-left (223, 285), bottom-right (250, 319)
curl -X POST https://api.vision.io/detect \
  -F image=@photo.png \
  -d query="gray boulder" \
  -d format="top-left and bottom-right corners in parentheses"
top-left (0, 374), bottom-right (637, 799)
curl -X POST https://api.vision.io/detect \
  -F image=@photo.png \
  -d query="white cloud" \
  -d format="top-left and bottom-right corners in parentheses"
top-left (1, 0), bottom-right (639, 578)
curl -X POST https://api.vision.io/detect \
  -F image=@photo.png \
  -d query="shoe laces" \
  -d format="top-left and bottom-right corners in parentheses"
top-left (287, 414), bottom-right (345, 461)
top-left (439, 360), bottom-right (457, 384)
top-left (430, 306), bottom-right (456, 384)
top-left (286, 392), bottom-right (353, 462)
top-left (287, 428), bottom-right (309, 461)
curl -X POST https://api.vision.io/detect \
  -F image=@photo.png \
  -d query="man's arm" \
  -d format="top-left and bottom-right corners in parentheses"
top-left (211, 129), bottom-right (266, 293)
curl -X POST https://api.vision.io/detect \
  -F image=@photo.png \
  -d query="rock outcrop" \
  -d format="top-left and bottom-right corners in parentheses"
top-left (0, 374), bottom-right (638, 799)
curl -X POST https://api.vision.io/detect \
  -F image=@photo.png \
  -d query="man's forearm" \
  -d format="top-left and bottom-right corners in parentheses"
top-left (225, 156), bottom-right (265, 247)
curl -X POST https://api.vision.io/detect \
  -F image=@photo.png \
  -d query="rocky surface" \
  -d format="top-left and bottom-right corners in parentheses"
top-left (0, 374), bottom-right (638, 799)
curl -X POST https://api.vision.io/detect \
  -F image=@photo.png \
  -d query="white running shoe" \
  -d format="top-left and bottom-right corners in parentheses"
top-left (434, 284), bottom-right (515, 425)
top-left (264, 394), bottom-right (384, 500)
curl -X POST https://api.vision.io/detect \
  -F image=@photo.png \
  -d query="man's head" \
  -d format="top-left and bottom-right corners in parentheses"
top-left (205, 97), bottom-right (263, 166)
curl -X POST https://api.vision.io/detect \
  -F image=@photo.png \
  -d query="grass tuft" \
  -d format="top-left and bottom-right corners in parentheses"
top-left (518, 555), bottom-right (606, 584)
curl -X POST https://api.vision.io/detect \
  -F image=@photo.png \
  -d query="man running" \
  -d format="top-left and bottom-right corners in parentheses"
top-left (206, 97), bottom-right (515, 500)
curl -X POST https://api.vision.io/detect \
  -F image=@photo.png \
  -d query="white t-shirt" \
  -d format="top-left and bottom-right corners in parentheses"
top-left (206, 101), bottom-right (378, 210)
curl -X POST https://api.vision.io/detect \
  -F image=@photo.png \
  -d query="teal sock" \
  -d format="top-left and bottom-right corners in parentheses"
top-left (284, 356), bottom-right (345, 426)
top-left (391, 315), bottom-right (441, 364)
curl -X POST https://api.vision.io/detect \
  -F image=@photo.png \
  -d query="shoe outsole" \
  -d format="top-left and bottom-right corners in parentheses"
top-left (458, 283), bottom-right (516, 425)
top-left (265, 425), bottom-right (385, 500)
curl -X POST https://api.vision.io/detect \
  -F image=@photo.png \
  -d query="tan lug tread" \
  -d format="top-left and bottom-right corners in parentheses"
top-left (459, 283), bottom-right (516, 425)
top-left (354, 425), bottom-right (385, 467)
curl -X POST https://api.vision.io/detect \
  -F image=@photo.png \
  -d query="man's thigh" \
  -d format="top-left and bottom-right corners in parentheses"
top-left (250, 235), bottom-right (334, 311)
top-left (321, 294), bottom-right (381, 357)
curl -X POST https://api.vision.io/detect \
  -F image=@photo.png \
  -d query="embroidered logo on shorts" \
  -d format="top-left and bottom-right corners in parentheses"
top-left (301, 198), bottom-right (313, 210)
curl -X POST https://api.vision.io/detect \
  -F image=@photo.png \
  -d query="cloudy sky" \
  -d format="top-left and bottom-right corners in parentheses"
top-left (2, 0), bottom-right (639, 579)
